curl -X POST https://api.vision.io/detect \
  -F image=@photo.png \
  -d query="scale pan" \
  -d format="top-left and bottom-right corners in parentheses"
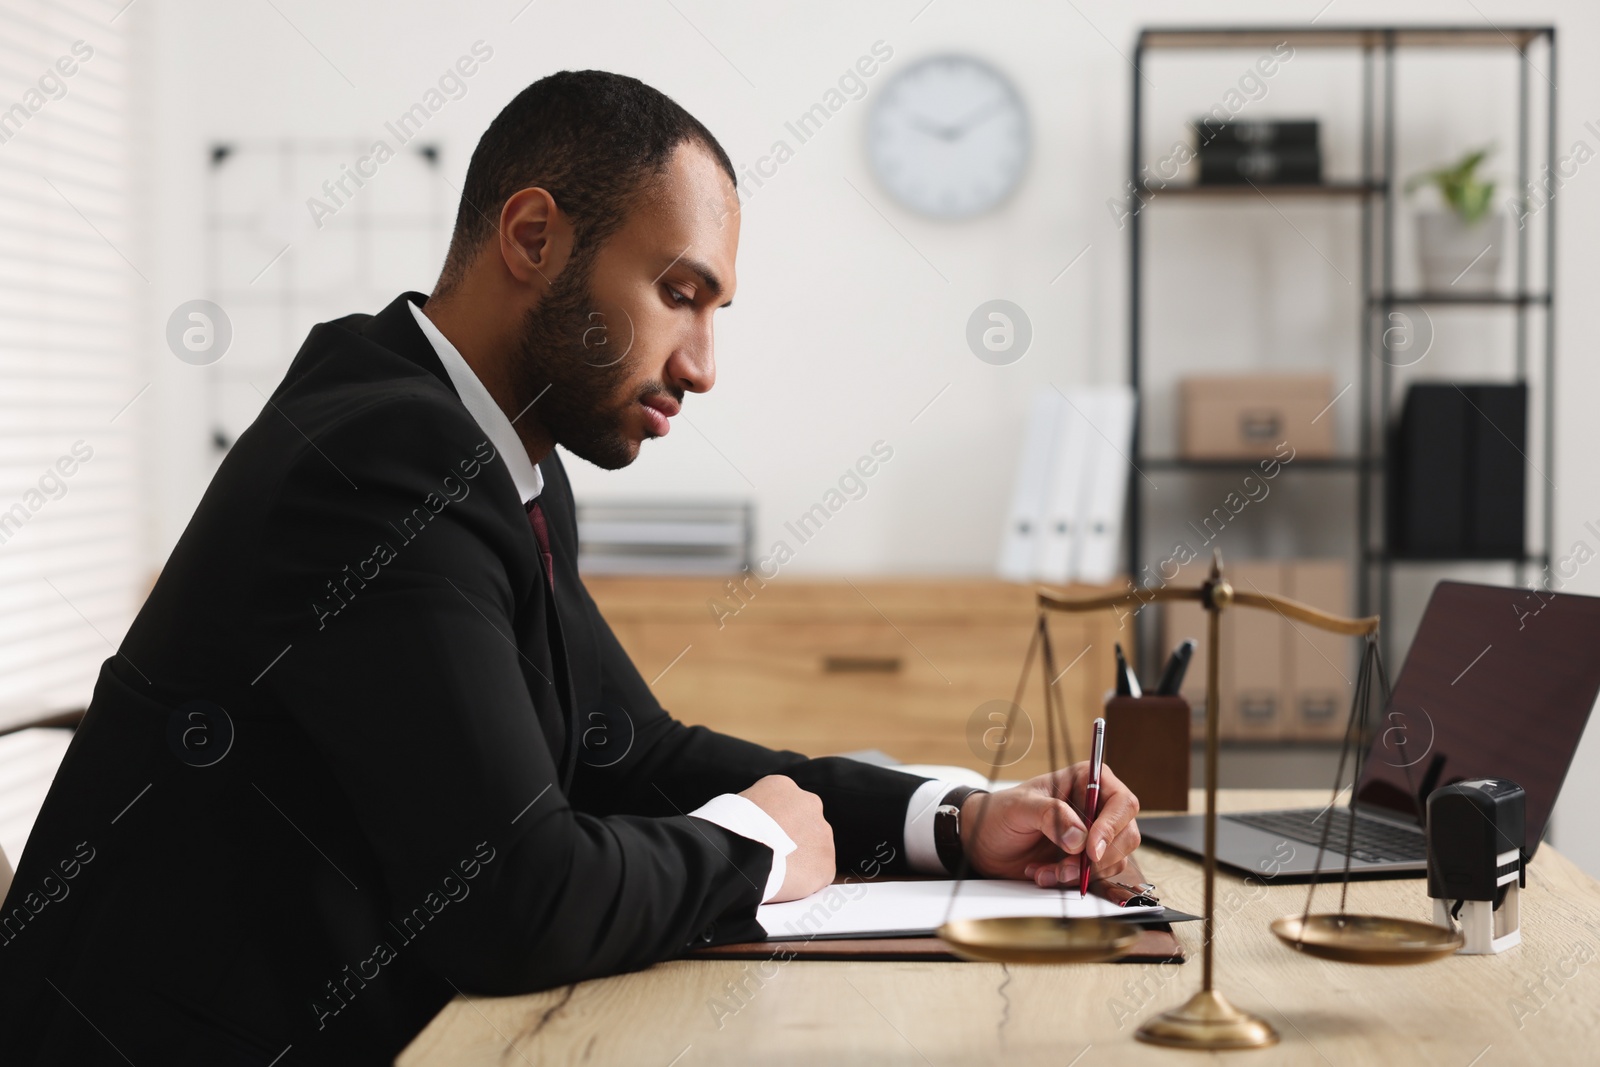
top-left (1271, 913), bottom-right (1463, 965)
top-left (937, 916), bottom-right (1139, 964)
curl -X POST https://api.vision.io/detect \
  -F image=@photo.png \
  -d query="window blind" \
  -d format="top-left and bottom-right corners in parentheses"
top-left (0, 0), bottom-right (140, 731)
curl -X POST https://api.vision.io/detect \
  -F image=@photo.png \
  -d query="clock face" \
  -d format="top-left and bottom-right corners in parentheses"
top-left (867, 54), bottom-right (1030, 220)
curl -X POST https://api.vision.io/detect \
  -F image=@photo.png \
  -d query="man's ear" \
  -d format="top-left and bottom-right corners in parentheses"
top-left (497, 186), bottom-right (574, 289)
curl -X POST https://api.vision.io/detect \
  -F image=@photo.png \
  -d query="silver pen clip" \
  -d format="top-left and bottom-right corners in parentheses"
top-left (1108, 880), bottom-right (1160, 907)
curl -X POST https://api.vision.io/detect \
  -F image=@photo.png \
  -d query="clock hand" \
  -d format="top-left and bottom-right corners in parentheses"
top-left (905, 112), bottom-right (961, 140)
top-left (947, 96), bottom-right (1009, 138)
top-left (905, 97), bottom-right (1008, 142)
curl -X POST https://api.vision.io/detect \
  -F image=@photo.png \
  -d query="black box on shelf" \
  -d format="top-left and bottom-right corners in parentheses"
top-left (1388, 383), bottom-right (1527, 559)
top-left (1195, 118), bottom-right (1319, 149)
top-left (1194, 119), bottom-right (1322, 185)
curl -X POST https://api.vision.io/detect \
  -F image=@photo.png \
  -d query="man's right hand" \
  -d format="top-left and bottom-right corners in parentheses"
top-left (739, 775), bottom-right (835, 902)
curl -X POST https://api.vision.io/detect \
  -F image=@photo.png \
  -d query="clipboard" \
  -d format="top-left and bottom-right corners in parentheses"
top-left (692, 923), bottom-right (1187, 964)
top-left (692, 873), bottom-right (1194, 965)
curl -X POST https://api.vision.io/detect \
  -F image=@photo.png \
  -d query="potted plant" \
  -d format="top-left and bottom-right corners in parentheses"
top-left (1405, 147), bottom-right (1503, 293)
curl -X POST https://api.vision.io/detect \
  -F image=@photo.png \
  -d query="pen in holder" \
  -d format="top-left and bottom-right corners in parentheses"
top-left (1103, 694), bottom-right (1192, 812)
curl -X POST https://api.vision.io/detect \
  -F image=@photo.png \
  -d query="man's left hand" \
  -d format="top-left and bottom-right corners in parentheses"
top-left (958, 763), bottom-right (1141, 888)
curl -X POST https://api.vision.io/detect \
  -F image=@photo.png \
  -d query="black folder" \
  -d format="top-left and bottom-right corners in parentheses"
top-left (1389, 383), bottom-right (1527, 559)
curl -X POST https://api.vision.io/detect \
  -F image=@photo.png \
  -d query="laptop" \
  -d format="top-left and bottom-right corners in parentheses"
top-left (1138, 580), bottom-right (1600, 881)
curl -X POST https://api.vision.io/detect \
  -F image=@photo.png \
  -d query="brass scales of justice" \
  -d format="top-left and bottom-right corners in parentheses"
top-left (936, 552), bottom-right (1464, 1051)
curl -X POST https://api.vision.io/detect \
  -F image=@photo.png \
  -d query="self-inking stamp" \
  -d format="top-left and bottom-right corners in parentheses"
top-left (1427, 779), bottom-right (1526, 954)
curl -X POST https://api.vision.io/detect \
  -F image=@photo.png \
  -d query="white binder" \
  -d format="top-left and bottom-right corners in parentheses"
top-left (1073, 385), bottom-right (1137, 584)
top-left (1035, 390), bottom-right (1090, 583)
top-left (997, 391), bottom-right (1062, 582)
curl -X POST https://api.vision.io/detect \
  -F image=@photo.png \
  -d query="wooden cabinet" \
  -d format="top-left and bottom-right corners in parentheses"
top-left (586, 577), bottom-right (1123, 780)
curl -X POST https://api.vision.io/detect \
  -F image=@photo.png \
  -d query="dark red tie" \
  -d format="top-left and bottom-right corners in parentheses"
top-left (525, 499), bottom-right (554, 592)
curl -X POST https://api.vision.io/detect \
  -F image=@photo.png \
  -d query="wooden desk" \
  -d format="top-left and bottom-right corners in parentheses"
top-left (399, 790), bottom-right (1600, 1065)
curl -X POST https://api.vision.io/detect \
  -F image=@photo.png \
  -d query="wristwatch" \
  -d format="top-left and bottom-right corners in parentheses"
top-left (933, 785), bottom-right (986, 875)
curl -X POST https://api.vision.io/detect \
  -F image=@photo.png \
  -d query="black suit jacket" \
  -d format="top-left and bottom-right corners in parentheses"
top-left (0, 293), bottom-right (928, 1065)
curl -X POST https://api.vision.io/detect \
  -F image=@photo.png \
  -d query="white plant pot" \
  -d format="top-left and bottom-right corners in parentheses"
top-left (1416, 210), bottom-right (1504, 293)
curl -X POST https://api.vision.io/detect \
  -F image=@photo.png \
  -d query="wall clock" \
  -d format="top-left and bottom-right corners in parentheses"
top-left (867, 54), bottom-right (1030, 220)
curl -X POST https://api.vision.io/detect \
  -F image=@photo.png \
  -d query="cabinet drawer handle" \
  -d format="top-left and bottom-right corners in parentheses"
top-left (1239, 410), bottom-right (1282, 441)
top-left (822, 655), bottom-right (903, 674)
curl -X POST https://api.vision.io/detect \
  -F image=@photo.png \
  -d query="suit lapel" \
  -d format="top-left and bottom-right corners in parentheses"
top-left (361, 293), bottom-right (584, 782)
top-left (534, 456), bottom-right (586, 786)
top-left (538, 553), bottom-right (580, 786)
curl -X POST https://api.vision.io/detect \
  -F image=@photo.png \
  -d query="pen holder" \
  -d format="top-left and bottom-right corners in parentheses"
top-left (1103, 695), bottom-right (1191, 812)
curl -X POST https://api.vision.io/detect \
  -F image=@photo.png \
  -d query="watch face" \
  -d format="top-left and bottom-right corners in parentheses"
top-left (867, 53), bottom-right (1030, 220)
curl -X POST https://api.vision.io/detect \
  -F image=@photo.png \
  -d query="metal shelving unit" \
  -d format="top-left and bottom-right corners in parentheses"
top-left (1126, 25), bottom-right (1557, 671)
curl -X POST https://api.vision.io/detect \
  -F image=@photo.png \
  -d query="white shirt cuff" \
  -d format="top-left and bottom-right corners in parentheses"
top-left (689, 793), bottom-right (797, 903)
top-left (904, 778), bottom-right (964, 874)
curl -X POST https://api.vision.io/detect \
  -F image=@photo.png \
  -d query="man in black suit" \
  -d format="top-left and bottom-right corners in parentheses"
top-left (0, 71), bottom-right (1141, 1064)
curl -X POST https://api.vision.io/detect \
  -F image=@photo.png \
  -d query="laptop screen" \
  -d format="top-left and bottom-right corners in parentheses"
top-left (1356, 580), bottom-right (1600, 855)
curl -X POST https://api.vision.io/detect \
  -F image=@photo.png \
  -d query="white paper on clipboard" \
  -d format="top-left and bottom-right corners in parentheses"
top-left (757, 879), bottom-right (1162, 940)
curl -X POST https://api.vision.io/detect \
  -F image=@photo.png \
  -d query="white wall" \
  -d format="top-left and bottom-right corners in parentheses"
top-left (127, 0), bottom-right (1600, 870)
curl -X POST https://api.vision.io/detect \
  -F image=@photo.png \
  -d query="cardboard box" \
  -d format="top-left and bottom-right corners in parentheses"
top-left (1162, 557), bottom-right (1353, 745)
top-left (1180, 374), bottom-right (1334, 459)
top-left (1226, 560), bottom-right (1286, 741)
top-left (1162, 559), bottom-right (1230, 743)
top-left (1283, 559), bottom-right (1353, 741)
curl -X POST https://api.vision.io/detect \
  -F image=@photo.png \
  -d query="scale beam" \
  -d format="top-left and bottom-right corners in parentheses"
top-left (1034, 555), bottom-right (1382, 1050)
top-left (938, 554), bottom-right (1435, 1051)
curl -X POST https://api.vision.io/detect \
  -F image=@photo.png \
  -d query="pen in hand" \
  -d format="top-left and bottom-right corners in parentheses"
top-left (1079, 716), bottom-right (1106, 897)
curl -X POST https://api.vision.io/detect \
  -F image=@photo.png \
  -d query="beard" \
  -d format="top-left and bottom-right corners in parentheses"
top-left (510, 258), bottom-right (666, 470)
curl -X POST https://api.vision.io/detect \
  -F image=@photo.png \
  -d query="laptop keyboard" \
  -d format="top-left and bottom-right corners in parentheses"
top-left (1227, 808), bottom-right (1427, 864)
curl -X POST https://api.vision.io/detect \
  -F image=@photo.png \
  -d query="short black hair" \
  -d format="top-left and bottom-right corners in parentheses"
top-left (436, 70), bottom-right (736, 293)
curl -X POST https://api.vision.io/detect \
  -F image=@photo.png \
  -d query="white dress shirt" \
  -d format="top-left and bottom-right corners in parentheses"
top-left (409, 301), bottom-right (544, 504)
top-left (406, 299), bottom-right (957, 899)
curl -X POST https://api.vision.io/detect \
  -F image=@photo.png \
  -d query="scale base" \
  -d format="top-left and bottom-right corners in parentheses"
top-left (1135, 989), bottom-right (1279, 1050)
